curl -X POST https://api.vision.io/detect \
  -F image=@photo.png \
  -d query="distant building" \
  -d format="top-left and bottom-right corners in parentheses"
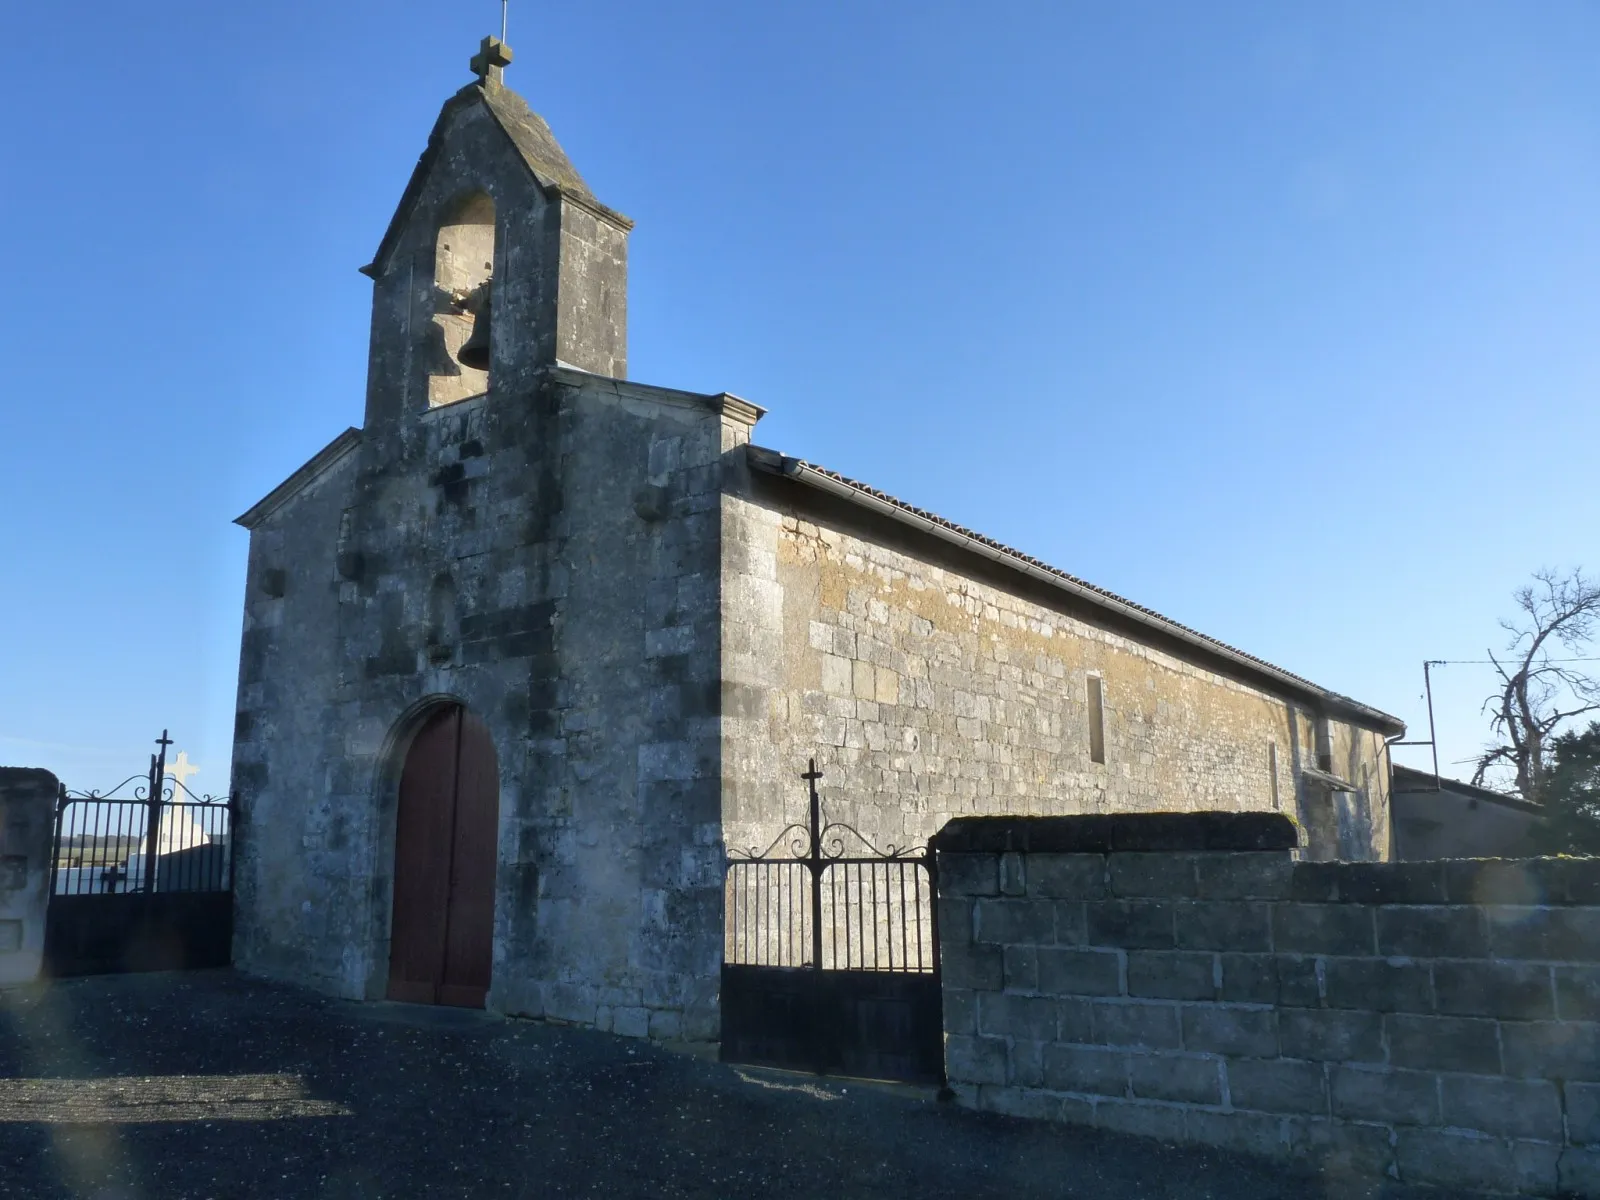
top-left (1391, 764), bottom-right (1540, 859)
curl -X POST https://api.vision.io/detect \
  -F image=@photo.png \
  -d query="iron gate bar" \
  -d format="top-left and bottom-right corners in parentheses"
top-left (721, 759), bottom-right (944, 1084)
top-left (145, 731), bottom-right (172, 894)
top-left (44, 731), bottom-right (237, 976)
top-left (726, 761), bottom-right (940, 972)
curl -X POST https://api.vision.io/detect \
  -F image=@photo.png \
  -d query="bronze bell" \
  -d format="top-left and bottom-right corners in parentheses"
top-left (457, 282), bottom-right (492, 371)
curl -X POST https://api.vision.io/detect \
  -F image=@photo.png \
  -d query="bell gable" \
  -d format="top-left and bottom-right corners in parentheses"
top-left (360, 41), bottom-right (631, 429)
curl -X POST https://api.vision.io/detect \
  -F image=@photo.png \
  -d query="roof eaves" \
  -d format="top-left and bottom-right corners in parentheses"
top-left (234, 428), bottom-right (362, 530)
top-left (1391, 764), bottom-right (1543, 814)
top-left (747, 444), bottom-right (1406, 736)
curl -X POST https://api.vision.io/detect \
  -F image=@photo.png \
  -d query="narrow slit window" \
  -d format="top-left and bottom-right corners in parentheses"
top-left (1087, 676), bottom-right (1106, 765)
top-left (1269, 741), bottom-right (1280, 809)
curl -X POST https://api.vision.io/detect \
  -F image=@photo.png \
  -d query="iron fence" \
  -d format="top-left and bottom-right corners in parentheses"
top-left (723, 760), bottom-right (937, 973)
top-left (51, 731), bottom-right (234, 896)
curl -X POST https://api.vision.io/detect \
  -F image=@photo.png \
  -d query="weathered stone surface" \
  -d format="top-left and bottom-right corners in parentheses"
top-left (936, 815), bottom-right (1302, 856)
top-left (1175, 901), bottom-right (1272, 952)
top-left (940, 835), bottom-right (1600, 1194)
top-left (1128, 1053), bottom-right (1222, 1105)
top-left (1125, 950), bottom-right (1216, 1001)
top-left (1088, 1000), bottom-right (1181, 1050)
top-left (1387, 1014), bottom-right (1502, 1075)
top-left (1025, 854), bottom-right (1107, 900)
top-left (0, 769), bottom-right (56, 986)
top-left (1329, 1065), bottom-right (1437, 1126)
top-left (1320, 957), bottom-right (1432, 1014)
top-left (1036, 947), bottom-right (1121, 997)
top-left (1042, 1042), bottom-right (1128, 1096)
top-left (1226, 1058), bottom-right (1327, 1115)
top-left (1435, 959), bottom-right (1553, 1020)
top-left (1278, 1009), bottom-right (1385, 1063)
top-left (231, 73), bottom-right (732, 1042)
top-left (1178, 1005), bottom-right (1275, 1058)
top-left (1438, 1074), bottom-right (1562, 1141)
top-left (722, 479), bottom-right (1394, 867)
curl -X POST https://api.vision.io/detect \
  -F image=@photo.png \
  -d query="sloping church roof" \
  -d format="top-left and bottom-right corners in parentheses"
top-left (361, 80), bottom-right (631, 279)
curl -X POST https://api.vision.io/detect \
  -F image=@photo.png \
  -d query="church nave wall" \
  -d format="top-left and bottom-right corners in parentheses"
top-left (720, 485), bottom-right (1390, 865)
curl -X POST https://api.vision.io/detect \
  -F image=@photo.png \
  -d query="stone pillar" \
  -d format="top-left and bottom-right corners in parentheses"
top-left (0, 768), bottom-right (59, 986)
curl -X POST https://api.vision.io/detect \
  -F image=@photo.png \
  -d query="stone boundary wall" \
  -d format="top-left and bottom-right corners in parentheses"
top-left (0, 769), bottom-right (58, 986)
top-left (934, 814), bottom-right (1600, 1196)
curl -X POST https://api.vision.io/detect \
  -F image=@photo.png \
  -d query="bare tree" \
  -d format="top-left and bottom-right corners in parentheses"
top-left (1473, 569), bottom-right (1600, 802)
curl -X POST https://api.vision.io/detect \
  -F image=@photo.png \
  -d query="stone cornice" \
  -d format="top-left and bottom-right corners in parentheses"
top-left (546, 366), bottom-right (766, 425)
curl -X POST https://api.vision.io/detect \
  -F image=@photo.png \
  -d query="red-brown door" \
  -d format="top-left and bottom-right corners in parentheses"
top-left (387, 705), bottom-right (498, 1008)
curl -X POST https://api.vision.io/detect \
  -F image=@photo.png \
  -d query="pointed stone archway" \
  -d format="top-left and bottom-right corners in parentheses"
top-left (386, 704), bottom-right (499, 1008)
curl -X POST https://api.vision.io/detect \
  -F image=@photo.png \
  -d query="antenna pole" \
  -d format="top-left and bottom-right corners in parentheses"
top-left (1392, 659), bottom-right (1446, 792)
top-left (1423, 660), bottom-right (1441, 789)
top-left (501, 0), bottom-right (509, 42)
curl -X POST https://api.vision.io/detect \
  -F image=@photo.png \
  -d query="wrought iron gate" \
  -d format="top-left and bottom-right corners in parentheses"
top-left (44, 731), bottom-right (236, 976)
top-left (720, 761), bottom-right (943, 1085)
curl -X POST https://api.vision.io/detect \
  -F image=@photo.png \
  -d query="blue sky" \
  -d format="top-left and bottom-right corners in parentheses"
top-left (2, 1), bottom-right (1596, 795)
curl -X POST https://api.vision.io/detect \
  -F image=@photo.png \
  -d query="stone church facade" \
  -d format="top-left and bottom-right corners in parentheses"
top-left (230, 42), bottom-right (1404, 1042)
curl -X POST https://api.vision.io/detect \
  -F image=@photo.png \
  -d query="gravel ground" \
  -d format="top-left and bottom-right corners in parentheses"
top-left (0, 971), bottom-right (1493, 1200)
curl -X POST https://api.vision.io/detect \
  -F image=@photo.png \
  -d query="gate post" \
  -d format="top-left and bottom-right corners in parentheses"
top-left (143, 730), bottom-right (172, 895)
top-left (50, 784), bottom-right (68, 896)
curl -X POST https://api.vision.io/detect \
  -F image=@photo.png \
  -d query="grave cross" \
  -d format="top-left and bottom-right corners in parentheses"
top-left (471, 35), bottom-right (513, 86)
top-left (166, 751), bottom-right (200, 798)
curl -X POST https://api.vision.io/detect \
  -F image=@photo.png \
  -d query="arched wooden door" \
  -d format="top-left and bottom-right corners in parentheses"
top-left (387, 704), bottom-right (499, 1008)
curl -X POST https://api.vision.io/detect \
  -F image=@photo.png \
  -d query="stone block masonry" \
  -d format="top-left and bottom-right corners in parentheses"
top-left (0, 769), bottom-right (58, 985)
top-left (718, 478), bottom-right (1395, 867)
top-left (232, 370), bottom-right (746, 1044)
top-left (935, 813), bottom-right (1600, 1196)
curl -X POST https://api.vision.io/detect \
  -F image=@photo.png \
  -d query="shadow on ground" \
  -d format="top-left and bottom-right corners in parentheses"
top-left (0, 972), bottom-right (1494, 1199)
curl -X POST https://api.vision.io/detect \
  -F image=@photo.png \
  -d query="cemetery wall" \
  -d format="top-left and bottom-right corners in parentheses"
top-left (936, 813), bottom-right (1600, 1196)
top-left (0, 768), bottom-right (58, 985)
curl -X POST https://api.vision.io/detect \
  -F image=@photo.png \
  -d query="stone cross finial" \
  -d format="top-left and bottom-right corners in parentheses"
top-left (471, 35), bottom-right (513, 86)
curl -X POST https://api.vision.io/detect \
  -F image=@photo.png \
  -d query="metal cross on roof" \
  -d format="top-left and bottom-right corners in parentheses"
top-left (471, 34), bottom-right (513, 85)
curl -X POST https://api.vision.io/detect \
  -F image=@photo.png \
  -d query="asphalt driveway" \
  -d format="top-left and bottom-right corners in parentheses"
top-left (0, 972), bottom-right (1491, 1199)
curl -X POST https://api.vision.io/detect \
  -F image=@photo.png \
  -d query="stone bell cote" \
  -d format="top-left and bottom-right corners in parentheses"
top-left (359, 37), bottom-right (631, 426)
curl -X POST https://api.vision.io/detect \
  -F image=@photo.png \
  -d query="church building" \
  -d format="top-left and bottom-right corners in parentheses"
top-left (230, 38), bottom-right (1404, 1042)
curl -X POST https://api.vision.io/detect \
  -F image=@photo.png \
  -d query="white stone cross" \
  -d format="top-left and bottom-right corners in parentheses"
top-left (143, 749), bottom-right (209, 860)
top-left (166, 750), bottom-right (200, 798)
